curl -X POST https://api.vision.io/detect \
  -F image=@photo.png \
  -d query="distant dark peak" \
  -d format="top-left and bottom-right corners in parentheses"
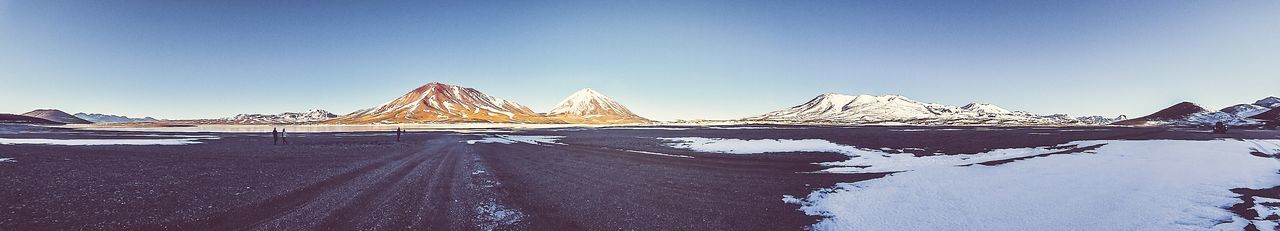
top-left (1256, 96), bottom-right (1280, 107)
top-left (1109, 102), bottom-right (1208, 125)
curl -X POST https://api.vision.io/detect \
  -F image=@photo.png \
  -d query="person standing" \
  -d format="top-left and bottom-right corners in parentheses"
top-left (396, 127), bottom-right (402, 142)
top-left (272, 128), bottom-right (279, 145)
top-left (281, 128), bottom-right (288, 144)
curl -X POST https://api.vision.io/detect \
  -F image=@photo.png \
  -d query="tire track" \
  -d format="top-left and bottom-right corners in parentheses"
top-left (313, 144), bottom-right (443, 229)
top-left (177, 137), bottom-right (470, 230)
top-left (178, 144), bottom-right (422, 230)
top-left (412, 140), bottom-right (466, 230)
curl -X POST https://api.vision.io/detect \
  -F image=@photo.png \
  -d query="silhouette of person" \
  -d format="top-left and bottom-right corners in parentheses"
top-left (396, 127), bottom-right (402, 142)
top-left (272, 128), bottom-right (279, 145)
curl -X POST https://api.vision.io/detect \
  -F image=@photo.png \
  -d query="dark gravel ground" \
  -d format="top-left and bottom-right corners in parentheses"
top-left (0, 124), bottom-right (1276, 230)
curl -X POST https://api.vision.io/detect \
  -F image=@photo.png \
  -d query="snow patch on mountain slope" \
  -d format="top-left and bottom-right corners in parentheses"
top-left (959, 103), bottom-right (1011, 114)
top-left (1221, 104), bottom-right (1270, 118)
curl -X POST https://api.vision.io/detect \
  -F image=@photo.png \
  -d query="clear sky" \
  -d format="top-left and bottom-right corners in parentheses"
top-left (1, 0), bottom-right (1277, 120)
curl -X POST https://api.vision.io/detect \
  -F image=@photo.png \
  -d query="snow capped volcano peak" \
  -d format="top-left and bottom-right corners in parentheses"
top-left (546, 88), bottom-right (649, 124)
top-left (577, 88), bottom-right (600, 94)
top-left (550, 88), bottom-right (609, 113)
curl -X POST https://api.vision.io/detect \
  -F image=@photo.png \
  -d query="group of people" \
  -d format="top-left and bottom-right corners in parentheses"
top-left (271, 127), bottom-right (405, 144)
top-left (272, 128), bottom-right (288, 145)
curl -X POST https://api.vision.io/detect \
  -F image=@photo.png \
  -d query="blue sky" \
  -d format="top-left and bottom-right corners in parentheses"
top-left (1, 0), bottom-right (1277, 120)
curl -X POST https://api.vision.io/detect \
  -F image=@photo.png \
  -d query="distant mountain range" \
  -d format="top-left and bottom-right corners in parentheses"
top-left (1114, 96), bottom-right (1279, 126)
top-left (197, 109), bottom-right (339, 124)
top-left (233, 109), bottom-right (338, 124)
top-left (0, 110), bottom-right (158, 124)
top-left (73, 113), bottom-right (159, 124)
top-left (744, 94), bottom-right (1124, 125)
top-left (328, 82), bottom-right (650, 124)
top-left (4, 83), bottom-right (1272, 127)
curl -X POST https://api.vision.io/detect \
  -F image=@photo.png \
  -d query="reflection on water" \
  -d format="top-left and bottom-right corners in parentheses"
top-left (61, 124), bottom-right (589, 133)
top-left (0, 137), bottom-right (210, 145)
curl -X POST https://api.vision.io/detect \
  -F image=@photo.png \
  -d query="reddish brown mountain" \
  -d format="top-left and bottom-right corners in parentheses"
top-left (1112, 102), bottom-right (1206, 125)
top-left (329, 82), bottom-right (552, 124)
top-left (21, 109), bottom-right (92, 124)
top-left (1250, 108), bottom-right (1280, 121)
top-left (0, 114), bottom-right (62, 124)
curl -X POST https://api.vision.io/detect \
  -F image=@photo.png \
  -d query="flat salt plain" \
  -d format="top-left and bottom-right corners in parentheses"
top-left (2, 124), bottom-right (1279, 230)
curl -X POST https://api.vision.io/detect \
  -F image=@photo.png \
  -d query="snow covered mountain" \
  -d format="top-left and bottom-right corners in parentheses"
top-left (1112, 102), bottom-right (1256, 126)
top-left (220, 109), bottom-right (338, 124)
top-left (22, 109), bottom-right (92, 124)
top-left (544, 88), bottom-right (650, 124)
top-left (74, 113), bottom-right (159, 124)
top-left (745, 94), bottom-right (1111, 125)
top-left (748, 94), bottom-right (933, 122)
top-left (1074, 115), bottom-right (1128, 125)
top-left (1219, 104), bottom-right (1269, 118)
top-left (330, 82), bottom-right (548, 124)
